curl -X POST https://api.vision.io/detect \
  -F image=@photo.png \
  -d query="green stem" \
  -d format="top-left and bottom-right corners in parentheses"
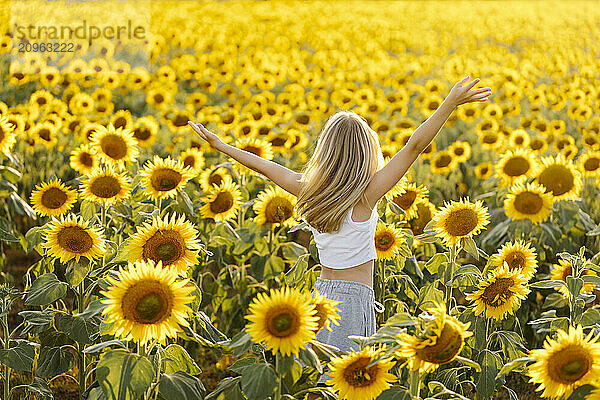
top-left (3, 314), bottom-right (10, 400)
top-left (409, 368), bottom-right (420, 399)
top-left (268, 225), bottom-right (273, 254)
top-left (77, 284), bottom-right (86, 399)
top-left (445, 245), bottom-right (456, 310)
top-left (275, 352), bottom-right (282, 400)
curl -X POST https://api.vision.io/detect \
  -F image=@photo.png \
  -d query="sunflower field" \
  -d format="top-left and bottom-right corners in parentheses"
top-left (1, 0), bottom-right (600, 399)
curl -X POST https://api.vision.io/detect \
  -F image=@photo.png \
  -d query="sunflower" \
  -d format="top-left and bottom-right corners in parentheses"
top-left (252, 185), bottom-right (297, 227)
top-left (550, 259), bottom-right (597, 298)
top-left (474, 162), bottom-right (494, 180)
top-left (495, 148), bottom-right (539, 187)
top-left (230, 137), bottom-right (274, 176)
top-left (466, 264), bottom-right (530, 320)
top-left (373, 223), bottom-right (404, 260)
top-left (508, 128), bottom-right (531, 148)
top-left (534, 154), bottom-right (583, 202)
top-left (385, 180), bottom-right (429, 219)
top-left (489, 240), bottom-right (538, 281)
top-left (100, 259), bottom-right (195, 345)
top-left (587, 387), bottom-right (600, 400)
top-left (431, 197), bottom-right (490, 248)
top-left (140, 156), bottom-right (195, 201)
top-left (30, 179), bottom-right (78, 217)
top-left (178, 148), bottom-right (205, 175)
top-left (69, 144), bottom-right (98, 175)
top-left (89, 123), bottom-right (139, 167)
top-left (311, 289), bottom-right (341, 333)
top-left (504, 182), bottom-right (554, 225)
top-left (43, 214), bottom-right (106, 263)
top-left (327, 346), bottom-right (396, 400)
top-left (430, 150), bottom-right (458, 175)
top-left (132, 116), bottom-right (159, 147)
top-left (198, 166), bottom-right (231, 192)
top-left (396, 303), bottom-right (472, 372)
top-left (478, 130), bottom-right (504, 151)
top-left (124, 213), bottom-right (201, 275)
top-left (245, 286), bottom-right (319, 357)
top-left (449, 140), bottom-right (472, 163)
top-left (527, 325), bottom-right (600, 399)
top-left (80, 165), bottom-right (131, 207)
top-left (0, 115), bottom-right (16, 154)
top-left (110, 109), bottom-right (134, 132)
top-left (577, 150), bottom-right (600, 177)
top-left (31, 122), bottom-right (58, 149)
top-left (198, 175), bottom-right (243, 223)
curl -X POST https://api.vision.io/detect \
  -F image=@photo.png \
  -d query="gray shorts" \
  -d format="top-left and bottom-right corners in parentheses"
top-left (312, 277), bottom-right (383, 383)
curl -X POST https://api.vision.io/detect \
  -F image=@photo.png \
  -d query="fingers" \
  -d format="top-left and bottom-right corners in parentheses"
top-left (188, 121), bottom-right (207, 138)
top-left (465, 77), bottom-right (481, 90)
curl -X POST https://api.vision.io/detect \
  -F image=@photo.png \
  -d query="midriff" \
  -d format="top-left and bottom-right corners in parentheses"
top-left (319, 259), bottom-right (374, 287)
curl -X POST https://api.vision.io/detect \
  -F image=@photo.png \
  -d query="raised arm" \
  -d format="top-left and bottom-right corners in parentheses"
top-left (362, 76), bottom-right (492, 209)
top-left (188, 121), bottom-right (302, 196)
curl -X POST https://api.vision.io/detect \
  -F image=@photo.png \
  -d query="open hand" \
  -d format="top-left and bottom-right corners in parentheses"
top-left (446, 76), bottom-right (492, 107)
top-left (188, 121), bottom-right (225, 149)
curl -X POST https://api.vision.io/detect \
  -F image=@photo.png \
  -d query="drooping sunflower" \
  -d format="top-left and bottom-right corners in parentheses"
top-left (69, 144), bottom-right (98, 175)
top-left (495, 148), bottom-right (540, 188)
top-left (198, 166), bottom-right (231, 192)
top-left (140, 156), bottom-right (196, 201)
top-left (199, 175), bottom-right (243, 223)
top-left (124, 213), bottom-right (202, 275)
top-left (89, 122), bottom-right (139, 167)
top-left (373, 223), bottom-right (404, 260)
top-left (30, 178), bottom-right (78, 217)
top-left (0, 115), bottom-right (16, 154)
top-left (466, 264), bottom-right (530, 320)
top-left (576, 150), bottom-right (600, 178)
top-left (178, 148), bottom-right (205, 175)
top-left (489, 240), bottom-right (538, 281)
top-left (504, 182), bottom-right (555, 225)
top-left (31, 121), bottom-right (59, 149)
top-left (230, 136), bottom-right (274, 176)
top-left (252, 185), bottom-right (297, 227)
top-left (534, 154), bottom-right (583, 202)
top-left (431, 197), bottom-right (490, 248)
top-left (527, 325), bottom-right (600, 399)
top-left (100, 259), bottom-right (195, 345)
top-left (396, 303), bottom-right (472, 373)
top-left (43, 214), bottom-right (106, 263)
top-left (328, 346), bottom-right (396, 400)
top-left (79, 165), bottom-right (131, 207)
top-left (245, 286), bottom-right (319, 357)
top-left (385, 179), bottom-right (429, 219)
top-left (310, 289), bottom-right (341, 333)
top-left (429, 150), bottom-right (458, 175)
top-left (405, 200), bottom-right (437, 238)
top-left (550, 259), bottom-right (597, 298)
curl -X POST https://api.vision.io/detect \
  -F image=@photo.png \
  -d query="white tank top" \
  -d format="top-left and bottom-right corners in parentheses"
top-left (308, 205), bottom-right (378, 269)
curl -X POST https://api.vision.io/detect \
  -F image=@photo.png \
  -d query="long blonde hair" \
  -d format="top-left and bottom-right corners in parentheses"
top-left (296, 110), bottom-right (385, 233)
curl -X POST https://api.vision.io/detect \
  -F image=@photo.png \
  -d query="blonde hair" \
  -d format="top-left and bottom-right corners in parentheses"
top-left (296, 110), bottom-right (385, 233)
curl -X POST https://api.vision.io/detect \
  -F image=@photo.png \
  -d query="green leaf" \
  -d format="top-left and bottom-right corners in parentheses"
top-left (18, 310), bottom-right (54, 335)
top-left (177, 191), bottom-right (195, 216)
top-left (57, 311), bottom-right (101, 344)
top-left (454, 356), bottom-right (481, 372)
top-left (460, 236), bottom-right (479, 260)
top-left (65, 258), bottom-right (93, 287)
top-left (577, 308), bottom-right (600, 327)
top-left (476, 350), bottom-right (501, 398)
top-left (288, 221), bottom-right (307, 233)
top-left (416, 282), bottom-right (444, 311)
top-left (284, 253), bottom-right (309, 286)
top-left (424, 253), bottom-right (447, 274)
top-left (81, 200), bottom-right (98, 221)
top-left (582, 274), bottom-right (600, 287)
top-left (25, 273), bottom-right (68, 306)
top-left (26, 377), bottom-right (53, 400)
top-left (25, 226), bottom-right (45, 252)
top-left (159, 371), bottom-right (206, 400)
top-left (496, 357), bottom-right (535, 379)
top-left (0, 339), bottom-right (37, 371)
top-left (228, 357), bottom-right (256, 374)
top-left (205, 377), bottom-right (241, 400)
top-left (160, 344), bottom-right (201, 375)
top-left (8, 192), bottom-right (36, 219)
top-left (0, 226), bottom-right (19, 242)
top-left (96, 348), bottom-right (154, 400)
top-left (37, 346), bottom-right (75, 378)
top-left (376, 387), bottom-right (412, 400)
top-left (387, 200), bottom-right (406, 216)
top-left (280, 242), bottom-right (307, 260)
top-left (264, 254), bottom-right (285, 277)
top-left (529, 280), bottom-right (567, 289)
top-left (83, 340), bottom-right (128, 354)
top-left (240, 363), bottom-right (277, 400)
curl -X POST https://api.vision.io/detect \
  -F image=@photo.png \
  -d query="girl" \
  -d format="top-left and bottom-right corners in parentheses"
top-left (189, 75), bottom-right (491, 387)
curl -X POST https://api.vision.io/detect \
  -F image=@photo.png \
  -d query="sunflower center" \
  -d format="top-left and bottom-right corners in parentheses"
top-left (296, 115), bottom-right (309, 125)
top-left (416, 322), bottom-right (464, 364)
top-left (481, 277), bottom-right (514, 307)
top-left (210, 191), bottom-right (234, 214)
top-left (505, 252), bottom-right (525, 271)
top-left (41, 187), bottom-right (67, 209)
top-left (266, 307), bottom-right (300, 337)
top-left (100, 134), bottom-right (128, 160)
top-left (343, 357), bottom-right (378, 387)
top-left (79, 152), bottom-right (94, 167)
top-left (173, 114), bottom-right (188, 127)
top-left (538, 165), bottom-right (574, 196)
top-left (583, 158), bottom-right (599, 172)
top-left (443, 208), bottom-right (478, 237)
top-left (393, 191), bottom-right (416, 210)
top-left (114, 117), bottom-right (127, 129)
top-left (90, 176), bottom-right (121, 198)
top-left (314, 303), bottom-right (327, 332)
top-left (242, 145), bottom-right (262, 156)
top-left (208, 174), bottom-right (223, 187)
top-left (57, 226), bottom-right (93, 254)
top-left (454, 147), bottom-right (465, 156)
top-left (482, 133), bottom-right (498, 144)
top-left (548, 345), bottom-right (592, 384)
top-left (38, 128), bottom-right (51, 141)
top-left (183, 156), bottom-right (196, 169)
top-left (503, 156), bottom-right (530, 177)
top-left (435, 154), bottom-right (452, 168)
top-left (122, 280), bottom-right (173, 324)
top-left (142, 230), bottom-right (184, 265)
top-left (265, 198), bottom-right (293, 223)
top-left (375, 232), bottom-right (395, 251)
top-left (514, 191), bottom-right (543, 215)
top-left (134, 127), bottom-right (151, 141)
top-left (0, 127), bottom-right (5, 141)
top-left (151, 168), bottom-right (182, 192)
